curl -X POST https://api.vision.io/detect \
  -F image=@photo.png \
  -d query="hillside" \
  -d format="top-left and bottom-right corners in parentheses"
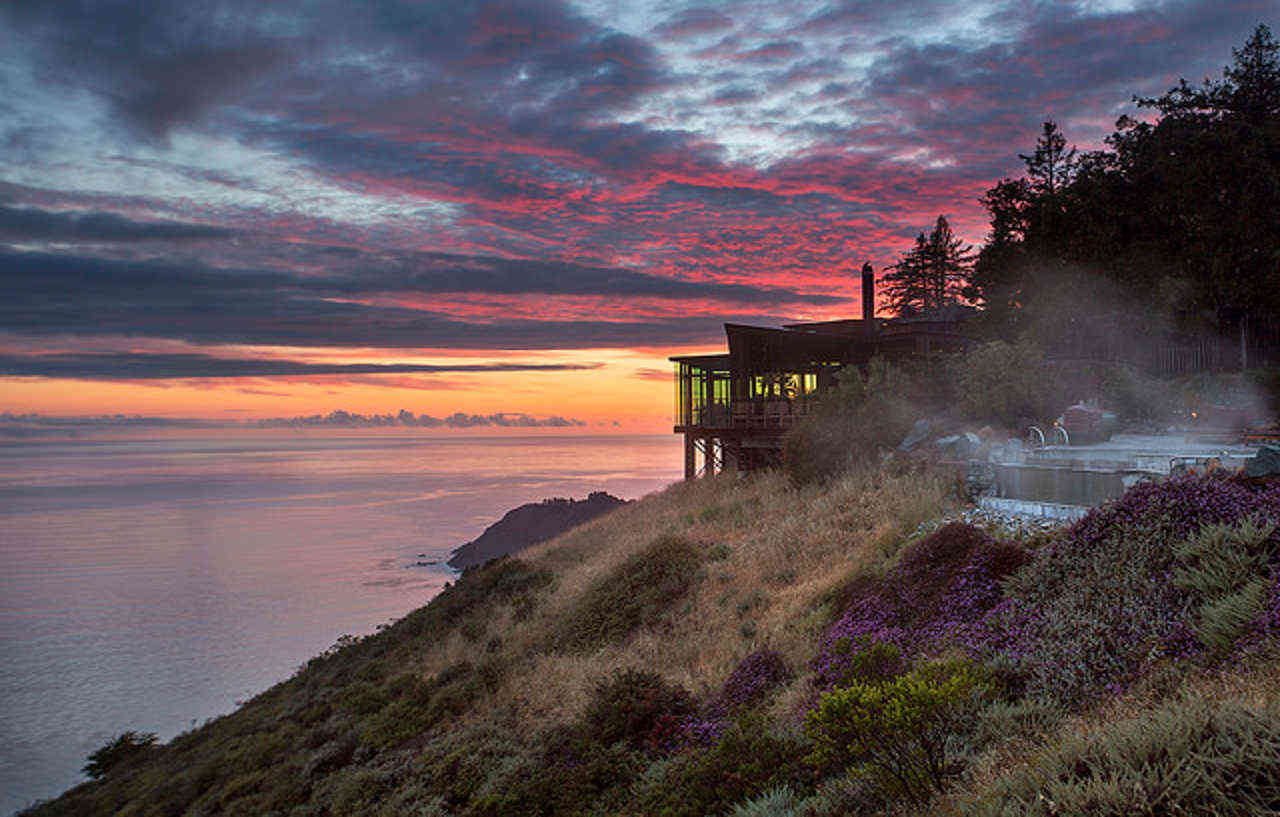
top-left (23, 463), bottom-right (1280, 817)
top-left (446, 492), bottom-right (628, 570)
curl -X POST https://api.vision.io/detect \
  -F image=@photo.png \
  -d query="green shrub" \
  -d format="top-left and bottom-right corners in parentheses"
top-left (82, 731), bottom-right (158, 780)
top-left (340, 681), bottom-right (391, 716)
top-left (1097, 364), bottom-right (1176, 422)
top-left (805, 659), bottom-right (991, 802)
top-left (559, 535), bottom-right (704, 650)
top-left (359, 661), bottom-right (494, 749)
top-left (731, 785), bottom-right (800, 817)
top-left (1174, 516), bottom-right (1278, 652)
top-left (1255, 366), bottom-right (1280, 419)
top-left (963, 698), bottom-right (1280, 816)
top-left (818, 635), bottom-right (905, 690)
top-left (955, 341), bottom-right (1061, 426)
top-left (794, 771), bottom-right (890, 817)
top-left (469, 725), bottom-right (643, 817)
top-left (583, 668), bottom-right (695, 750)
top-left (963, 697), bottom-right (1066, 759)
top-left (414, 721), bottom-right (526, 808)
top-left (633, 716), bottom-right (813, 817)
top-left (783, 359), bottom-right (917, 485)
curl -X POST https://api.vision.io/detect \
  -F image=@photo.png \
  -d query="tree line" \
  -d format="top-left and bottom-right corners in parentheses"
top-left (880, 24), bottom-right (1279, 361)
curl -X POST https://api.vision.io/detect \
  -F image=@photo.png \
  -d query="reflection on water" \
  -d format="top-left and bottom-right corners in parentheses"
top-left (0, 433), bottom-right (682, 814)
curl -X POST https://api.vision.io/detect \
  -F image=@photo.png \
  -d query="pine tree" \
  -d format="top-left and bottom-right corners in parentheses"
top-left (883, 215), bottom-right (974, 317)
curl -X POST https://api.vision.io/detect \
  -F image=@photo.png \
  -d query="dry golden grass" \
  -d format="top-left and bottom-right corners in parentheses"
top-left (417, 462), bottom-right (958, 730)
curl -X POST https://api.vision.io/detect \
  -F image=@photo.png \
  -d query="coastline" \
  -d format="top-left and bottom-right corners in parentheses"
top-left (0, 432), bottom-right (682, 814)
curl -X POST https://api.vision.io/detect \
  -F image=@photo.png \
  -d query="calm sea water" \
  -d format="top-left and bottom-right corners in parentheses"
top-left (0, 432), bottom-right (682, 814)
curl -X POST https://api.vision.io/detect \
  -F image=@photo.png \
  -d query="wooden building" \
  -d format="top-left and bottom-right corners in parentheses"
top-left (671, 271), bottom-right (974, 479)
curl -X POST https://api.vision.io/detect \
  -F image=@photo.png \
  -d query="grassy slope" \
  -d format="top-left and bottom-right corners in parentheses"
top-left (22, 463), bottom-right (1280, 816)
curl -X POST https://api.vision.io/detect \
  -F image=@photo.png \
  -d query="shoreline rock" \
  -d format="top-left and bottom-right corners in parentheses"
top-left (445, 491), bottom-right (629, 570)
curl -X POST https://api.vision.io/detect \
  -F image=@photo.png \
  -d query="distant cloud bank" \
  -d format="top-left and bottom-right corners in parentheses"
top-left (0, 410), bottom-right (586, 437)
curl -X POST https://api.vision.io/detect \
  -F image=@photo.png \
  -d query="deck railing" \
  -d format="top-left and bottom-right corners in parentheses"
top-left (686, 398), bottom-right (815, 429)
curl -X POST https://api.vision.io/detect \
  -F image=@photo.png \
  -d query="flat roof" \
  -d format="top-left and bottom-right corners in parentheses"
top-left (668, 353), bottom-right (732, 366)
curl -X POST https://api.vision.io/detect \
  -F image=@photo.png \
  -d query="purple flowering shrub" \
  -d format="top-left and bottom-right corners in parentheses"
top-left (712, 649), bottom-right (793, 713)
top-left (977, 474), bottom-right (1280, 704)
top-left (654, 650), bottom-right (793, 753)
top-left (813, 523), bottom-right (1030, 691)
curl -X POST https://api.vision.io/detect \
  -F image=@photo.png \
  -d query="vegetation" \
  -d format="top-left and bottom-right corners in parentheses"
top-left (967, 24), bottom-right (1280, 349)
top-left (81, 732), bottom-right (157, 781)
top-left (22, 26), bottom-right (1280, 817)
top-left (881, 214), bottom-right (975, 317)
top-left (782, 358), bottom-right (917, 484)
top-left (963, 698), bottom-right (1280, 816)
top-left (806, 658), bottom-right (992, 802)
top-left (25, 459), bottom-right (1280, 817)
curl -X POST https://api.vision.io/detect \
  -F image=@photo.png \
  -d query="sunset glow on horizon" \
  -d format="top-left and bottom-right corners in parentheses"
top-left (0, 1), bottom-right (1265, 430)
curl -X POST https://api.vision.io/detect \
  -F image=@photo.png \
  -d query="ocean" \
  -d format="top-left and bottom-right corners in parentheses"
top-left (0, 432), bottom-right (683, 814)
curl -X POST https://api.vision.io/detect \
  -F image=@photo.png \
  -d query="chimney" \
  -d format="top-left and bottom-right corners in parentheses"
top-left (861, 262), bottom-right (875, 336)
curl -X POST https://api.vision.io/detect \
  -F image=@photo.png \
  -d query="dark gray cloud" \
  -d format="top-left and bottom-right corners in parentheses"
top-left (0, 249), bottom-right (805, 349)
top-left (1, 0), bottom-right (1270, 382)
top-left (0, 206), bottom-right (235, 241)
top-left (0, 244), bottom-right (840, 305)
top-left (3, 0), bottom-right (666, 139)
top-left (0, 352), bottom-right (601, 379)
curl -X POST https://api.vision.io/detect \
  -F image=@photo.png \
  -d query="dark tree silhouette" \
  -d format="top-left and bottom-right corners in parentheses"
top-left (970, 25), bottom-right (1280, 362)
top-left (884, 215), bottom-right (973, 317)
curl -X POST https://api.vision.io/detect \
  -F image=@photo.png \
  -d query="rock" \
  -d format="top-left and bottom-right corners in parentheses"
top-left (446, 491), bottom-right (630, 570)
top-left (1244, 444), bottom-right (1280, 479)
top-left (937, 432), bottom-right (981, 459)
top-left (897, 419), bottom-right (933, 452)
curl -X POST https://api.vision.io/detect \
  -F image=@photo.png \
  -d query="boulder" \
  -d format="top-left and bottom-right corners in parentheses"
top-left (1243, 444), bottom-right (1280, 479)
top-left (937, 431), bottom-right (982, 459)
top-left (897, 419), bottom-right (933, 452)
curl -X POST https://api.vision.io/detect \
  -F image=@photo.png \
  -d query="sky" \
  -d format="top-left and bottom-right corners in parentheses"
top-left (0, 1), bottom-right (1270, 431)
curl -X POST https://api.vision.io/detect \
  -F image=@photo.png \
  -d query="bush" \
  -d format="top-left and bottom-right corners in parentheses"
top-left (583, 668), bottom-right (695, 750)
top-left (469, 726), bottom-right (643, 817)
top-left (813, 524), bottom-right (1028, 685)
top-left (712, 649), bottom-right (793, 714)
top-left (805, 659), bottom-right (991, 802)
top-left (783, 359), bottom-right (917, 485)
top-left (83, 731), bottom-right (158, 779)
top-left (633, 716), bottom-right (813, 817)
top-left (413, 721), bottom-right (526, 808)
top-left (963, 698), bottom-right (1280, 816)
top-left (812, 635), bottom-right (905, 692)
top-left (976, 475), bottom-right (1280, 704)
top-left (559, 535), bottom-right (704, 650)
top-left (1174, 516), bottom-right (1279, 652)
top-left (1097, 364), bottom-right (1176, 422)
top-left (963, 697), bottom-right (1066, 758)
top-left (955, 341), bottom-right (1063, 426)
top-left (731, 785), bottom-right (800, 817)
top-left (359, 661), bottom-right (497, 749)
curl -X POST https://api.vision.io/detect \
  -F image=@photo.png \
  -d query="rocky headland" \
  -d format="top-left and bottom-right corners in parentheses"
top-left (446, 491), bottom-right (628, 569)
